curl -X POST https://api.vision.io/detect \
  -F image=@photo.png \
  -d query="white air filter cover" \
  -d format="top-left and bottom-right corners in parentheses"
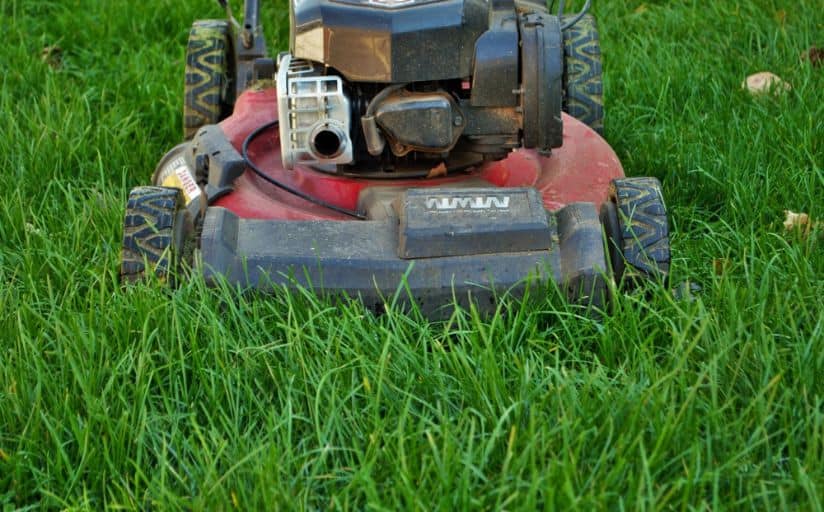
top-left (276, 54), bottom-right (354, 169)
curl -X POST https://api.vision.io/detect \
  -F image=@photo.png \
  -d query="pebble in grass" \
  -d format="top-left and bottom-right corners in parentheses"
top-left (742, 71), bottom-right (792, 96)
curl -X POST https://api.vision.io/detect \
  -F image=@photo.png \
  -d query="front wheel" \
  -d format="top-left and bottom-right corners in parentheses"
top-left (121, 186), bottom-right (193, 285)
top-left (601, 177), bottom-right (671, 287)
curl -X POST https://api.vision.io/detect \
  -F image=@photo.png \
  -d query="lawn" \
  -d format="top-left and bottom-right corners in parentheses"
top-left (1, 0), bottom-right (822, 509)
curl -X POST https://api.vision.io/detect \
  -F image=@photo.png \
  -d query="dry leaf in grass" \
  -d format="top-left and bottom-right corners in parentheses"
top-left (634, 4), bottom-right (648, 14)
top-left (783, 210), bottom-right (809, 231)
top-left (41, 45), bottom-right (62, 69)
top-left (713, 258), bottom-right (729, 276)
top-left (801, 46), bottom-right (823, 67)
top-left (782, 210), bottom-right (821, 237)
top-left (743, 72), bottom-right (792, 96)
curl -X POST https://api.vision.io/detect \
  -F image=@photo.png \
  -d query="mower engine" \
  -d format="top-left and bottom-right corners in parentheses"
top-left (278, 0), bottom-right (564, 174)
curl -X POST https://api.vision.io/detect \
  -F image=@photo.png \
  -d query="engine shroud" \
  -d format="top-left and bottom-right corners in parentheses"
top-left (290, 0), bottom-right (485, 83)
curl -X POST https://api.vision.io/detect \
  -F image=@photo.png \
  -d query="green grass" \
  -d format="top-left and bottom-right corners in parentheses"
top-left (1, 0), bottom-right (822, 509)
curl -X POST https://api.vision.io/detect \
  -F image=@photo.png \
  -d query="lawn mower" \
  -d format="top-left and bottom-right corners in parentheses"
top-left (121, 0), bottom-right (670, 318)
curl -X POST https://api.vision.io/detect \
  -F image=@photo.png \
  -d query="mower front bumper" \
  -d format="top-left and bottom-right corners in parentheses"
top-left (198, 198), bottom-right (611, 318)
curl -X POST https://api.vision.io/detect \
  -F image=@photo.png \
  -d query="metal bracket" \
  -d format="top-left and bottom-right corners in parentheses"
top-left (234, 0), bottom-right (269, 97)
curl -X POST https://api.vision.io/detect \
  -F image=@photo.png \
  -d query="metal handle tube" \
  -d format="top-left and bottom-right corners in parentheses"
top-left (242, 0), bottom-right (260, 48)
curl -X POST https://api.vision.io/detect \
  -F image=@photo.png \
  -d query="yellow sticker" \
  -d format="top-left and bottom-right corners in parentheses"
top-left (160, 157), bottom-right (201, 205)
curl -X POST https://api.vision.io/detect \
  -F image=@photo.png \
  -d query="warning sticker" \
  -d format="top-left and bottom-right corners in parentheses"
top-left (160, 157), bottom-right (201, 205)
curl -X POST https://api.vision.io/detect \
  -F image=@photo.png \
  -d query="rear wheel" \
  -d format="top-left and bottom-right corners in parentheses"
top-left (562, 14), bottom-right (604, 135)
top-left (601, 177), bottom-right (670, 287)
top-left (121, 187), bottom-right (193, 285)
top-left (184, 20), bottom-right (234, 140)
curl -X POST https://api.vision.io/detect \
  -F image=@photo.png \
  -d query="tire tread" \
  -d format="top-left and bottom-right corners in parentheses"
top-left (184, 20), bottom-right (231, 140)
top-left (563, 15), bottom-right (605, 135)
top-left (610, 177), bottom-right (671, 283)
top-left (120, 187), bottom-right (183, 283)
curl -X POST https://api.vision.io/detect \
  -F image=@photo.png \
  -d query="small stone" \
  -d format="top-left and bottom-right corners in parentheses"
top-left (673, 281), bottom-right (702, 302)
top-left (742, 72), bottom-right (791, 96)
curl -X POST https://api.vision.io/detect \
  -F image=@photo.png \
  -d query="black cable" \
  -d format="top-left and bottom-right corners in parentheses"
top-left (560, 0), bottom-right (592, 30)
top-left (242, 120), bottom-right (367, 220)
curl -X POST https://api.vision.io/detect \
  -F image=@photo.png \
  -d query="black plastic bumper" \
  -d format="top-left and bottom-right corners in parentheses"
top-left (198, 196), bottom-right (610, 318)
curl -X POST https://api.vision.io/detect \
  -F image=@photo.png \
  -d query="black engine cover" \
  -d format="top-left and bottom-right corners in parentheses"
top-left (290, 0), bottom-right (488, 82)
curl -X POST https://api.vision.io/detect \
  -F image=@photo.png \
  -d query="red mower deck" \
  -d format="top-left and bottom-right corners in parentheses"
top-left (213, 89), bottom-right (625, 220)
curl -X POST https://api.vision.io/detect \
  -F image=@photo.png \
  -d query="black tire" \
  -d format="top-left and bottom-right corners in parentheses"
top-left (562, 14), bottom-right (604, 135)
top-left (601, 177), bottom-right (670, 286)
top-left (184, 20), bottom-right (233, 140)
top-left (121, 187), bottom-right (192, 284)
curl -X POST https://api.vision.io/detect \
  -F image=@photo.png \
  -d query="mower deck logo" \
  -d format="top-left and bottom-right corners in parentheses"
top-left (424, 195), bottom-right (511, 211)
